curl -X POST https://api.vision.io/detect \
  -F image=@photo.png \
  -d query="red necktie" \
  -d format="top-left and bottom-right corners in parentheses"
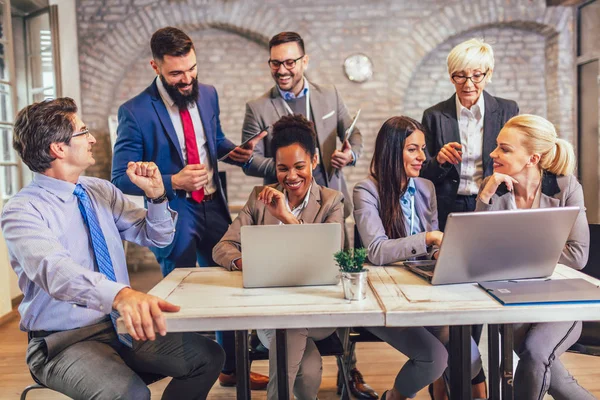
top-left (179, 108), bottom-right (205, 203)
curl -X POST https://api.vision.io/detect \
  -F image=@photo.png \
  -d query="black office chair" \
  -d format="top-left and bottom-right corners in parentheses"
top-left (21, 367), bottom-right (164, 399)
top-left (21, 371), bottom-right (47, 400)
top-left (569, 224), bottom-right (600, 355)
top-left (249, 331), bottom-right (352, 399)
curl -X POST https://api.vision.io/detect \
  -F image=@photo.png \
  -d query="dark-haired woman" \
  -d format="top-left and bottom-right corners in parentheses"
top-left (353, 116), bottom-right (481, 400)
top-left (213, 114), bottom-right (343, 400)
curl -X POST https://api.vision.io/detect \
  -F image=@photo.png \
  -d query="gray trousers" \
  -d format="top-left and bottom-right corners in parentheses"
top-left (258, 327), bottom-right (336, 400)
top-left (513, 321), bottom-right (595, 400)
top-left (368, 326), bottom-right (469, 399)
top-left (26, 320), bottom-right (225, 400)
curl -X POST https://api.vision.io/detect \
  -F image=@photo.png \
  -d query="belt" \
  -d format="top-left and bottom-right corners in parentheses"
top-left (28, 330), bottom-right (60, 339)
top-left (202, 193), bottom-right (216, 202)
top-left (187, 192), bottom-right (216, 202)
top-left (456, 194), bottom-right (477, 199)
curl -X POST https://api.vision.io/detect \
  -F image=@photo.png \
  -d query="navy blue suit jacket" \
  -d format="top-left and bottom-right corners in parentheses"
top-left (111, 80), bottom-right (238, 219)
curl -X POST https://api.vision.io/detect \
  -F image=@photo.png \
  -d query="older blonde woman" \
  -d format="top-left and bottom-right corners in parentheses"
top-left (421, 38), bottom-right (519, 230)
top-left (477, 114), bottom-right (593, 400)
top-left (420, 38), bottom-right (519, 398)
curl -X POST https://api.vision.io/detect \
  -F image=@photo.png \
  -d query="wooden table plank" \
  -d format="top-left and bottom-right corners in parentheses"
top-left (118, 267), bottom-right (385, 333)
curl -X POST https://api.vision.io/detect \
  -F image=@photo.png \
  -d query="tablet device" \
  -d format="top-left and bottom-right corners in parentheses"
top-left (343, 109), bottom-right (361, 142)
top-left (218, 126), bottom-right (269, 161)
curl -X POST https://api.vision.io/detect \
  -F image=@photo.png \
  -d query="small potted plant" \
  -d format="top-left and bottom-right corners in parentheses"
top-left (334, 248), bottom-right (368, 301)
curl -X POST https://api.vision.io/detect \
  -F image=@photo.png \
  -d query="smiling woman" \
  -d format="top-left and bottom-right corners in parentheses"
top-left (352, 116), bottom-right (485, 400)
top-left (212, 113), bottom-right (345, 400)
top-left (475, 114), bottom-right (593, 400)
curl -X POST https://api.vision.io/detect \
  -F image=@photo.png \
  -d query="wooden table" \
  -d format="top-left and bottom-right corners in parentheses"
top-left (369, 263), bottom-right (600, 400)
top-left (120, 267), bottom-right (385, 399)
top-left (118, 264), bottom-right (600, 400)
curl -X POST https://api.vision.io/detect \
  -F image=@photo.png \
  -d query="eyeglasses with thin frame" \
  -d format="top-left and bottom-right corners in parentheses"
top-left (451, 70), bottom-right (488, 85)
top-left (268, 55), bottom-right (305, 70)
top-left (72, 128), bottom-right (91, 139)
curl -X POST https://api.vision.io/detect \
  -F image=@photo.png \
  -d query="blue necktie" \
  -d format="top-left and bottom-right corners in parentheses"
top-left (73, 184), bottom-right (133, 347)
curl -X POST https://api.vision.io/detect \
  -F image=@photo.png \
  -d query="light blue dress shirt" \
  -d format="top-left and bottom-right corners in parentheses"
top-left (277, 77), bottom-right (309, 100)
top-left (400, 178), bottom-right (422, 236)
top-left (1, 173), bottom-right (176, 332)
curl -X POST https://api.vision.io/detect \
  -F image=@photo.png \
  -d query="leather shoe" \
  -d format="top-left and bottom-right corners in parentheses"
top-left (348, 368), bottom-right (379, 399)
top-left (218, 371), bottom-right (269, 390)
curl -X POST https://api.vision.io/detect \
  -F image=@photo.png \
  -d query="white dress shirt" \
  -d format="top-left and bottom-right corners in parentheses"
top-left (281, 184), bottom-right (312, 225)
top-left (156, 77), bottom-right (216, 195)
top-left (456, 93), bottom-right (485, 196)
top-left (231, 185), bottom-right (312, 269)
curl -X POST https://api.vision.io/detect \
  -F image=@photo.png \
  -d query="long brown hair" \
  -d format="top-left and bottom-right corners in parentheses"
top-left (370, 116), bottom-right (424, 239)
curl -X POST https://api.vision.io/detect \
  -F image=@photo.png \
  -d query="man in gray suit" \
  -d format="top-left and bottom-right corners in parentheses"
top-left (241, 31), bottom-right (362, 220)
top-left (241, 31), bottom-right (376, 400)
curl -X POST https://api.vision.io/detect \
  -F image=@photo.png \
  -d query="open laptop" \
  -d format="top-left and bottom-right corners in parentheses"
top-left (403, 207), bottom-right (580, 285)
top-left (240, 223), bottom-right (342, 288)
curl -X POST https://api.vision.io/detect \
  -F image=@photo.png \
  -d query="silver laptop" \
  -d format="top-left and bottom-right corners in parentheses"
top-left (241, 223), bottom-right (342, 288)
top-left (404, 207), bottom-right (580, 285)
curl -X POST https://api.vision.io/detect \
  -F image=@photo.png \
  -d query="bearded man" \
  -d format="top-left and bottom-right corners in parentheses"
top-left (111, 26), bottom-right (268, 389)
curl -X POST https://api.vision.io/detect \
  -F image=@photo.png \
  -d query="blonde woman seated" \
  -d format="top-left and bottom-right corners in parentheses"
top-left (353, 116), bottom-right (482, 400)
top-left (477, 114), bottom-right (593, 400)
top-left (213, 114), bottom-right (343, 400)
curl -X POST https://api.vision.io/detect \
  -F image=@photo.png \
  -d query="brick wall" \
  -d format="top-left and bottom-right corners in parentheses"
top-left (76, 0), bottom-right (576, 268)
top-left (403, 27), bottom-right (548, 121)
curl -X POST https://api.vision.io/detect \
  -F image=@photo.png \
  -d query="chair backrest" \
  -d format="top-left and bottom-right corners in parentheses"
top-left (218, 171), bottom-right (227, 202)
top-left (354, 225), bottom-right (362, 249)
top-left (584, 224), bottom-right (600, 279)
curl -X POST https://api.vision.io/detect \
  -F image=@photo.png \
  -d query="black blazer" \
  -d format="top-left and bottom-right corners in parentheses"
top-left (420, 90), bottom-right (519, 230)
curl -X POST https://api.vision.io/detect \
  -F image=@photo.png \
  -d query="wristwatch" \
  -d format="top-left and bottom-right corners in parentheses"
top-left (146, 190), bottom-right (168, 204)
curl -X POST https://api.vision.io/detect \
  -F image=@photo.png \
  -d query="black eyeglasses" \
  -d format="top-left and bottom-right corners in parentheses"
top-left (72, 128), bottom-right (91, 139)
top-left (268, 55), bottom-right (305, 70)
top-left (451, 70), bottom-right (488, 84)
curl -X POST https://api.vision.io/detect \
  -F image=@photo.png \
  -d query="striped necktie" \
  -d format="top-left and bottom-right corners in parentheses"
top-left (73, 184), bottom-right (133, 347)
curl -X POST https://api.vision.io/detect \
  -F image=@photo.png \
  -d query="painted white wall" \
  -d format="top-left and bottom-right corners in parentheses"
top-left (49, 0), bottom-right (81, 106)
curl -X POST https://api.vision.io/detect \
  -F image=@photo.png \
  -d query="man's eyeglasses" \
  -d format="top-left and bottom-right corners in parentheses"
top-left (451, 70), bottom-right (488, 85)
top-left (268, 55), bottom-right (305, 70)
top-left (72, 128), bottom-right (91, 139)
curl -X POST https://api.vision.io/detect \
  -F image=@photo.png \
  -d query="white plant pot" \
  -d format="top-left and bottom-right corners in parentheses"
top-left (340, 270), bottom-right (368, 301)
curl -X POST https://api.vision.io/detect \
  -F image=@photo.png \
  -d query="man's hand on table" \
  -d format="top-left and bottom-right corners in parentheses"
top-left (112, 288), bottom-right (180, 341)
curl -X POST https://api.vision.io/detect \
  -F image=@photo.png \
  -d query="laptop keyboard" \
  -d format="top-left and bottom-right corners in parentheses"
top-left (417, 264), bottom-right (436, 272)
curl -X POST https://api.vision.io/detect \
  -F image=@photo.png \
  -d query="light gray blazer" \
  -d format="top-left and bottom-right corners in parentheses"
top-left (353, 177), bottom-right (439, 266)
top-left (475, 173), bottom-right (589, 270)
top-left (241, 81), bottom-right (363, 216)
